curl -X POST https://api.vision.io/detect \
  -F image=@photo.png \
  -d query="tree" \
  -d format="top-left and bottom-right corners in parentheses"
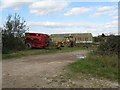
top-left (101, 33), bottom-right (105, 37)
top-left (2, 13), bottom-right (28, 38)
top-left (2, 13), bottom-right (29, 54)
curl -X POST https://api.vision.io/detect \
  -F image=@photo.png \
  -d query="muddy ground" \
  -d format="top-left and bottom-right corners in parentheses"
top-left (2, 50), bottom-right (118, 88)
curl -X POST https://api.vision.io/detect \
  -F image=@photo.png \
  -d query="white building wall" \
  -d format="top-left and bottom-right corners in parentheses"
top-left (76, 41), bottom-right (93, 43)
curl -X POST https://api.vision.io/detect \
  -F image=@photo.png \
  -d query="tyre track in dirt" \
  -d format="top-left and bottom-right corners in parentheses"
top-left (2, 50), bottom-right (88, 88)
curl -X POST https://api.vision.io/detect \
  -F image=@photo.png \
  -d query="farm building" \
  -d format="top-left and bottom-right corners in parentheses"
top-left (51, 33), bottom-right (93, 43)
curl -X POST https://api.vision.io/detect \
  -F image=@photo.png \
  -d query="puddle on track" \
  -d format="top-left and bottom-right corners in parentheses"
top-left (76, 55), bottom-right (86, 59)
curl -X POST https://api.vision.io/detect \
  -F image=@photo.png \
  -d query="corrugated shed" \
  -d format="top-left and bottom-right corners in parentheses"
top-left (51, 33), bottom-right (93, 43)
top-left (51, 33), bottom-right (92, 37)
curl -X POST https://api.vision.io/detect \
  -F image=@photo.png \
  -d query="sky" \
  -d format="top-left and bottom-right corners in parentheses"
top-left (0, 0), bottom-right (119, 36)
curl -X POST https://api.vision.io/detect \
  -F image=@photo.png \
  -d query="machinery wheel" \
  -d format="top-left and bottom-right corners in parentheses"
top-left (25, 43), bottom-right (32, 49)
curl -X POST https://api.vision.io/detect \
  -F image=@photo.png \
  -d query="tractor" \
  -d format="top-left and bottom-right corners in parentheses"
top-left (55, 35), bottom-right (76, 49)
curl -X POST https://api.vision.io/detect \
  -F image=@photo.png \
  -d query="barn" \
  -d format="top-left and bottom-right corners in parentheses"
top-left (51, 33), bottom-right (93, 43)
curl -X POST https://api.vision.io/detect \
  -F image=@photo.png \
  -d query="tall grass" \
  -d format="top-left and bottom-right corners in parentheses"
top-left (87, 52), bottom-right (118, 69)
top-left (68, 52), bottom-right (118, 81)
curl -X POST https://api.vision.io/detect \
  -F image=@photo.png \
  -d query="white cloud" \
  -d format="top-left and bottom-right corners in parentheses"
top-left (27, 20), bottom-right (118, 29)
top-left (113, 16), bottom-right (118, 19)
top-left (105, 20), bottom-right (118, 26)
top-left (28, 22), bottom-right (80, 28)
top-left (112, 16), bottom-right (120, 19)
top-left (64, 7), bottom-right (92, 16)
top-left (91, 6), bottom-right (118, 17)
top-left (29, 1), bottom-right (69, 16)
top-left (97, 6), bottom-right (116, 12)
top-left (1, 0), bottom-right (35, 11)
top-left (27, 21), bottom-right (95, 28)
top-left (27, 20), bottom-right (118, 36)
top-left (109, 0), bottom-right (119, 1)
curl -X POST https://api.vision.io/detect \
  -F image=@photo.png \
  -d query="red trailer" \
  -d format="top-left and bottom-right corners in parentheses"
top-left (25, 33), bottom-right (51, 49)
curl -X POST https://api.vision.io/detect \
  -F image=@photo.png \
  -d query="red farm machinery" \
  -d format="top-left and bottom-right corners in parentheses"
top-left (25, 33), bottom-right (51, 49)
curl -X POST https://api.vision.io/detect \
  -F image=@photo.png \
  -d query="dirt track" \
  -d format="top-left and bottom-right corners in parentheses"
top-left (2, 50), bottom-right (118, 88)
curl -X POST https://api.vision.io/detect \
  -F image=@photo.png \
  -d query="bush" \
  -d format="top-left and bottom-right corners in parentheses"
top-left (2, 34), bottom-right (25, 54)
top-left (97, 35), bottom-right (119, 55)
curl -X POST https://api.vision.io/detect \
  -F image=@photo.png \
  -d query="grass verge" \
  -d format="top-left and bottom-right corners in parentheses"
top-left (68, 53), bottom-right (118, 81)
top-left (2, 47), bottom-right (94, 60)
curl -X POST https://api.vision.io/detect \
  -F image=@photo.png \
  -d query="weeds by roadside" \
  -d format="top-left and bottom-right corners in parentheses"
top-left (68, 52), bottom-right (118, 81)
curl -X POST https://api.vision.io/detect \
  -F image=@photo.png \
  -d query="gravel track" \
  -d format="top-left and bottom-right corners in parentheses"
top-left (2, 50), bottom-right (118, 88)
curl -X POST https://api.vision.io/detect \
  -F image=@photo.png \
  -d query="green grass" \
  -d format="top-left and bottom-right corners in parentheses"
top-left (2, 47), bottom-right (94, 60)
top-left (68, 53), bottom-right (118, 81)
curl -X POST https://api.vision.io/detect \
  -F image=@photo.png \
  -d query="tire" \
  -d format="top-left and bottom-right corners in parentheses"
top-left (25, 43), bottom-right (32, 49)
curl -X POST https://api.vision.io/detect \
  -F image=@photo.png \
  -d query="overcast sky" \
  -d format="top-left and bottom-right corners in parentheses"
top-left (1, 0), bottom-right (119, 36)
